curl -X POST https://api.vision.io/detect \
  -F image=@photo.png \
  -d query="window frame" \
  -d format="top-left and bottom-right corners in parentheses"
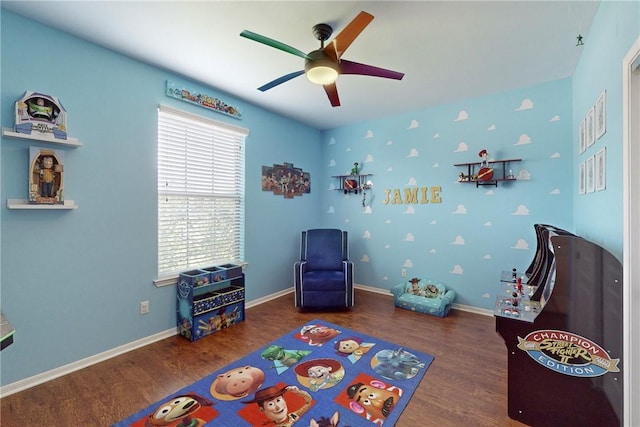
top-left (154, 104), bottom-right (248, 286)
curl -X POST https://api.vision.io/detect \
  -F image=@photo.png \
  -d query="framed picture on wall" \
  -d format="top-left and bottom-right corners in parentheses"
top-left (586, 106), bottom-right (596, 148)
top-left (586, 155), bottom-right (595, 193)
top-left (578, 161), bottom-right (586, 194)
top-left (578, 119), bottom-right (586, 154)
top-left (595, 90), bottom-right (607, 139)
top-left (596, 146), bottom-right (607, 191)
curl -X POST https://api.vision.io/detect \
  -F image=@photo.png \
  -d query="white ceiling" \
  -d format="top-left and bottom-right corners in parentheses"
top-left (2, 1), bottom-right (600, 130)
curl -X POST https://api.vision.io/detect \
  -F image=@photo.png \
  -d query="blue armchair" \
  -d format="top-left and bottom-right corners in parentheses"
top-left (294, 229), bottom-right (354, 309)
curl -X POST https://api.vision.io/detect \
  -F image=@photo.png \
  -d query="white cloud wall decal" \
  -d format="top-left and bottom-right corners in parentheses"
top-left (516, 98), bottom-right (534, 110)
top-left (451, 235), bottom-right (465, 245)
top-left (511, 205), bottom-right (530, 215)
top-left (515, 134), bottom-right (532, 145)
top-left (512, 239), bottom-right (529, 249)
top-left (453, 204), bottom-right (468, 214)
top-left (455, 110), bottom-right (469, 121)
top-left (450, 265), bottom-right (464, 274)
top-left (454, 142), bottom-right (469, 152)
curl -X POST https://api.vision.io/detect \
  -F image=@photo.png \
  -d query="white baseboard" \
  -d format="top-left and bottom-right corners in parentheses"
top-left (1, 284), bottom-right (490, 397)
top-left (0, 328), bottom-right (177, 398)
top-left (0, 289), bottom-right (296, 397)
top-left (245, 287), bottom-right (293, 308)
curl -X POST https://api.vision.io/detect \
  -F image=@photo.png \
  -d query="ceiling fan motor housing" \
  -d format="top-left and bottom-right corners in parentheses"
top-left (305, 50), bottom-right (342, 84)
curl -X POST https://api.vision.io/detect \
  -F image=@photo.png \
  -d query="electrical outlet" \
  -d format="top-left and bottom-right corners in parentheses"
top-left (401, 269), bottom-right (407, 278)
top-left (140, 300), bottom-right (149, 315)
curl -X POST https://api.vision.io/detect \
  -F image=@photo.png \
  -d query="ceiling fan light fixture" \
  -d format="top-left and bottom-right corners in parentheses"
top-left (305, 50), bottom-right (340, 85)
top-left (306, 65), bottom-right (339, 85)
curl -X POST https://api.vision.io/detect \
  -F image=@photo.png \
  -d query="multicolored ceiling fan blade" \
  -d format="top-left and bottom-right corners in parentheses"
top-left (258, 70), bottom-right (305, 92)
top-left (323, 83), bottom-right (341, 107)
top-left (324, 11), bottom-right (374, 62)
top-left (240, 30), bottom-right (311, 60)
top-left (340, 59), bottom-right (405, 80)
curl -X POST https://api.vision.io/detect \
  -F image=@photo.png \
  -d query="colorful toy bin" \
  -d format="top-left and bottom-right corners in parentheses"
top-left (14, 91), bottom-right (68, 140)
top-left (177, 265), bottom-right (245, 341)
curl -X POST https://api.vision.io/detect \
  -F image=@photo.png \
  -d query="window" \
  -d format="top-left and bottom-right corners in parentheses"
top-left (156, 105), bottom-right (248, 283)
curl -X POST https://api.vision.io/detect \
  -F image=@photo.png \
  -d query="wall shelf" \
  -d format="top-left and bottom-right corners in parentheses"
top-left (454, 158), bottom-right (522, 187)
top-left (2, 127), bottom-right (82, 147)
top-left (7, 199), bottom-right (77, 210)
top-left (332, 173), bottom-right (373, 194)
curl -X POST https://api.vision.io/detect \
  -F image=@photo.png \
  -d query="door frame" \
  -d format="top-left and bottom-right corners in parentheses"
top-left (622, 35), bottom-right (640, 427)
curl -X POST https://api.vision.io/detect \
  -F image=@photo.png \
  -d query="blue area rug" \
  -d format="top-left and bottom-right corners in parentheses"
top-left (115, 319), bottom-right (434, 426)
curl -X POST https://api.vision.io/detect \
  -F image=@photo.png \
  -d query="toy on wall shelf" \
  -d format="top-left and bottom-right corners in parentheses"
top-left (29, 146), bottom-right (64, 205)
top-left (477, 149), bottom-right (494, 181)
top-left (15, 91), bottom-right (68, 140)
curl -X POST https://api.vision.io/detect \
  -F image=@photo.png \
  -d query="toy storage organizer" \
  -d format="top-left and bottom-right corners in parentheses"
top-left (177, 264), bottom-right (244, 341)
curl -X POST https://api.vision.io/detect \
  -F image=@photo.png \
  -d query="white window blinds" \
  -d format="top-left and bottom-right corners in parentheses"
top-left (157, 105), bottom-right (247, 279)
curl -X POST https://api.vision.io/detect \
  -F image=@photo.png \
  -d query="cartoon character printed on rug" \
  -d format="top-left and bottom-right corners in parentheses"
top-left (293, 358), bottom-right (345, 391)
top-left (310, 411), bottom-right (345, 427)
top-left (297, 324), bottom-right (342, 347)
top-left (371, 348), bottom-right (425, 380)
top-left (210, 365), bottom-right (265, 401)
top-left (334, 337), bottom-right (375, 363)
top-left (261, 345), bottom-right (312, 374)
top-left (345, 380), bottom-right (402, 425)
top-left (241, 385), bottom-right (314, 427)
top-left (145, 393), bottom-right (215, 427)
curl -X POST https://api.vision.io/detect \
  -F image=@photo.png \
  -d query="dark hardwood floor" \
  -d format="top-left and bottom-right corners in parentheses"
top-left (0, 289), bottom-right (526, 426)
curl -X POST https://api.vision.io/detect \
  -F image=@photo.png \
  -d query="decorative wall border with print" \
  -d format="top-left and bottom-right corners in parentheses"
top-left (166, 80), bottom-right (242, 119)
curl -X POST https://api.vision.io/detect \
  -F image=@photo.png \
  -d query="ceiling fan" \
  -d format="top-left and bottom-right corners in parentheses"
top-left (240, 11), bottom-right (404, 107)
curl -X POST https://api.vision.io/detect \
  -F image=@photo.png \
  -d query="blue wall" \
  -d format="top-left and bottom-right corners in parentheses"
top-left (319, 78), bottom-right (573, 308)
top-left (0, 10), bottom-right (322, 387)
top-left (572, 0), bottom-right (640, 259)
top-left (1, 2), bottom-right (638, 390)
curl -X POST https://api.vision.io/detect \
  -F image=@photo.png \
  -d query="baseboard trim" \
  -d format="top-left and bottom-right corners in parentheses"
top-left (0, 328), bottom-right (177, 398)
top-left (1, 284), bottom-right (490, 397)
top-left (245, 287), bottom-right (293, 309)
top-left (0, 290), bottom-right (296, 397)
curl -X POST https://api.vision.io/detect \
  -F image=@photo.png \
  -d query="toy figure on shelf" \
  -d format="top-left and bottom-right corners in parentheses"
top-left (351, 162), bottom-right (359, 176)
top-left (29, 146), bottom-right (64, 204)
top-left (477, 149), bottom-right (494, 181)
top-left (39, 156), bottom-right (57, 197)
top-left (479, 149), bottom-right (490, 167)
top-left (15, 91), bottom-right (68, 139)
